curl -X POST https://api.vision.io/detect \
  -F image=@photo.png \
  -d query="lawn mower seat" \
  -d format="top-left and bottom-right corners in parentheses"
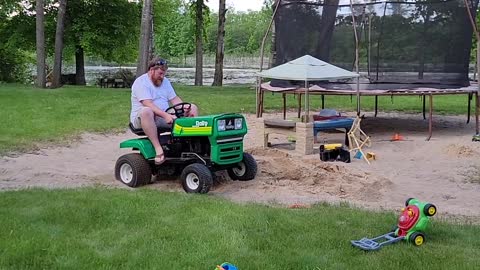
top-left (128, 122), bottom-right (172, 136)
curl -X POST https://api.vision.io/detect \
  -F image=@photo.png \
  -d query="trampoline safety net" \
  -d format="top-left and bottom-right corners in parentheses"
top-left (274, 0), bottom-right (479, 86)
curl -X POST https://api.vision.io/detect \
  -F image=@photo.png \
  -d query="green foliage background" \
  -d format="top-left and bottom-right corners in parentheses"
top-left (1, 0), bottom-right (478, 83)
top-left (0, 0), bottom-right (273, 82)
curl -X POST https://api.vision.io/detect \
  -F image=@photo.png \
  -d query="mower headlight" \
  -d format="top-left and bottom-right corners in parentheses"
top-left (217, 119), bottom-right (226, 131)
top-left (234, 118), bottom-right (243, 130)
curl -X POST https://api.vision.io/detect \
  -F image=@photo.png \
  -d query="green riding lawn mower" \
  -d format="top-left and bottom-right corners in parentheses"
top-left (114, 103), bottom-right (258, 194)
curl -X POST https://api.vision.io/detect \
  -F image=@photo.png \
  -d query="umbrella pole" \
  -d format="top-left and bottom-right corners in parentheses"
top-left (304, 80), bottom-right (309, 122)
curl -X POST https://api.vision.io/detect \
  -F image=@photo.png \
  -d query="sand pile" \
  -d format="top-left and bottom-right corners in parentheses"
top-left (247, 147), bottom-right (392, 203)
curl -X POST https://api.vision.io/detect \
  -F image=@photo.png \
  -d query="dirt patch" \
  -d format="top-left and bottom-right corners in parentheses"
top-left (444, 144), bottom-right (478, 157)
top-left (248, 147), bottom-right (392, 202)
top-left (1, 112), bottom-right (480, 222)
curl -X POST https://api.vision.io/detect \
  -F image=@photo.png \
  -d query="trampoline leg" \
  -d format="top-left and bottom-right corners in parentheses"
top-left (261, 90), bottom-right (265, 117)
top-left (257, 90), bottom-right (265, 118)
top-left (298, 94), bottom-right (302, 119)
top-left (322, 95), bottom-right (325, 109)
top-left (427, 94), bottom-right (433, 141)
top-left (467, 92), bottom-right (472, 124)
top-left (374, 96), bottom-right (378, 117)
top-left (283, 93), bottom-right (286, 120)
top-left (423, 95), bottom-right (426, 120)
top-left (476, 91), bottom-right (479, 135)
top-left (256, 89), bottom-right (261, 118)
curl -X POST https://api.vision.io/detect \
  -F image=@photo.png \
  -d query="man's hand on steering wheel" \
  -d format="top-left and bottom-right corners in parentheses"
top-left (165, 102), bottom-right (192, 118)
top-left (164, 113), bottom-right (176, 124)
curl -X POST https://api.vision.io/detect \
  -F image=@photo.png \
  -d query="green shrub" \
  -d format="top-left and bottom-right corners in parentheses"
top-left (0, 46), bottom-right (30, 83)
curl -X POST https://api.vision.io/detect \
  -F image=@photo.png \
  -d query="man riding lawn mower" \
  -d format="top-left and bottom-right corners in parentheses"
top-left (115, 102), bottom-right (257, 194)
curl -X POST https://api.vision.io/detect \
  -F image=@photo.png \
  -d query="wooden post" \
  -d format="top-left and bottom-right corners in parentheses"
top-left (349, 0), bottom-right (361, 115)
top-left (257, 0), bottom-right (282, 118)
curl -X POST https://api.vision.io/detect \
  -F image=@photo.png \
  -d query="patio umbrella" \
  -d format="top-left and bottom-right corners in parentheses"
top-left (258, 55), bottom-right (359, 122)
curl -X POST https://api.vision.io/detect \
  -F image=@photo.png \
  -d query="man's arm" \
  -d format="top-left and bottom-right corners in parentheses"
top-left (170, 96), bottom-right (196, 116)
top-left (141, 99), bottom-right (175, 123)
top-left (170, 96), bottom-right (183, 105)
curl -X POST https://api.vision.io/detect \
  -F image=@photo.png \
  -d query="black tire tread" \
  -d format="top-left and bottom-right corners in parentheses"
top-left (423, 203), bottom-right (437, 217)
top-left (115, 153), bottom-right (152, 187)
top-left (409, 232), bottom-right (425, 246)
top-left (227, 152), bottom-right (257, 181)
top-left (405, 197), bottom-right (414, 206)
top-left (180, 163), bottom-right (213, 194)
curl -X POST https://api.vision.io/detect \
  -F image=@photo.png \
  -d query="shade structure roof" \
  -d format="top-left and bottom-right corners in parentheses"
top-left (258, 55), bottom-right (359, 81)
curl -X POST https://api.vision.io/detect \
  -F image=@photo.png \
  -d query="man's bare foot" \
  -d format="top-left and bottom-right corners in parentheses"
top-left (154, 152), bottom-right (165, 165)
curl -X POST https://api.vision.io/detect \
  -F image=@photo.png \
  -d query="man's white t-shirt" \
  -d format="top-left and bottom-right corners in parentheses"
top-left (130, 73), bottom-right (177, 123)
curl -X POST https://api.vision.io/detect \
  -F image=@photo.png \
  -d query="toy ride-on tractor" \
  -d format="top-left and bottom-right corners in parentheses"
top-left (351, 198), bottom-right (437, 251)
top-left (115, 103), bottom-right (257, 194)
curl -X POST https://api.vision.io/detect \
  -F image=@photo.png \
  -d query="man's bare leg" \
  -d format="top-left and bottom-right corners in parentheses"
top-left (139, 107), bottom-right (164, 163)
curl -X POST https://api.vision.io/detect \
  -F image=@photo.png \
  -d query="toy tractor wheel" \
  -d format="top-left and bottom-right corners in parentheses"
top-left (115, 153), bottom-right (152, 187)
top-left (227, 152), bottom-right (257, 181)
top-left (409, 232), bottom-right (426, 246)
top-left (180, 163), bottom-right (213, 194)
top-left (424, 203), bottom-right (437, 216)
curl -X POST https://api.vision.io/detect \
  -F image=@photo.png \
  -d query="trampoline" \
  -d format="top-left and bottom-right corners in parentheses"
top-left (257, 0), bottom-right (480, 140)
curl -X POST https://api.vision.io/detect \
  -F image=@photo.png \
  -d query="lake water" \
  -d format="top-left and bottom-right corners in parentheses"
top-left (71, 66), bottom-right (478, 87)
top-left (81, 66), bottom-right (259, 86)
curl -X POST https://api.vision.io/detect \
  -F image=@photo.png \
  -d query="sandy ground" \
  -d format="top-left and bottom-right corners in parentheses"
top-left (1, 112), bottom-right (479, 222)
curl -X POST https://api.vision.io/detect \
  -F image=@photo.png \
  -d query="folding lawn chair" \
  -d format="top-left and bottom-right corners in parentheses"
top-left (347, 116), bottom-right (371, 164)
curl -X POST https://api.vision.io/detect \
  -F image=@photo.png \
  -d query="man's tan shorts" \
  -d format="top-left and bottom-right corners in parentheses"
top-left (132, 108), bottom-right (171, 129)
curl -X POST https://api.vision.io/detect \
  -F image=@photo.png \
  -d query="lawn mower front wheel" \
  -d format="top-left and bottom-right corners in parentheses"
top-left (181, 163), bottom-right (213, 194)
top-left (115, 153), bottom-right (152, 187)
top-left (227, 152), bottom-right (257, 181)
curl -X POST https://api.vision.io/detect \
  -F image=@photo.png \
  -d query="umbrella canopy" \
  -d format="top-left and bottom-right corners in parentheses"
top-left (257, 55), bottom-right (359, 81)
top-left (257, 55), bottom-right (359, 122)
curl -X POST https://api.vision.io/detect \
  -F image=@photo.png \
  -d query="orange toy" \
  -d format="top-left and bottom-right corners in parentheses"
top-left (391, 133), bottom-right (404, 141)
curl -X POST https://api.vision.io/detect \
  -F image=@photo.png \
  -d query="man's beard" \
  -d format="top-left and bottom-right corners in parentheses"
top-left (153, 78), bottom-right (163, 86)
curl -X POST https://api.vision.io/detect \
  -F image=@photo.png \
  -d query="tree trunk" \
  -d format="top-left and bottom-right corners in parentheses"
top-left (136, 0), bottom-right (153, 78)
top-left (52, 0), bottom-right (67, 88)
top-left (75, 45), bottom-right (86, 85)
top-left (194, 0), bottom-right (204, 86)
top-left (212, 0), bottom-right (226, 86)
top-left (316, 0), bottom-right (339, 62)
top-left (148, 7), bottom-right (154, 60)
top-left (35, 0), bottom-right (46, 88)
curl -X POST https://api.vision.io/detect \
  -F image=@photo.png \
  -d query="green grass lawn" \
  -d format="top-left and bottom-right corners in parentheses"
top-left (1, 83), bottom-right (479, 269)
top-left (0, 188), bottom-right (478, 269)
top-left (0, 83), bottom-right (475, 154)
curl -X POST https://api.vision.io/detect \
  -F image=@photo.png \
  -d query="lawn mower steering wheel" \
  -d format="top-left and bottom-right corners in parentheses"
top-left (165, 102), bottom-right (192, 118)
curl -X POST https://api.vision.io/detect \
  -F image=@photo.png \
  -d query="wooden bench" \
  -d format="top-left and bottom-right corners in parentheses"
top-left (100, 78), bottom-right (126, 88)
top-left (263, 119), bottom-right (297, 147)
top-left (260, 119), bottom-right (314, 155)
